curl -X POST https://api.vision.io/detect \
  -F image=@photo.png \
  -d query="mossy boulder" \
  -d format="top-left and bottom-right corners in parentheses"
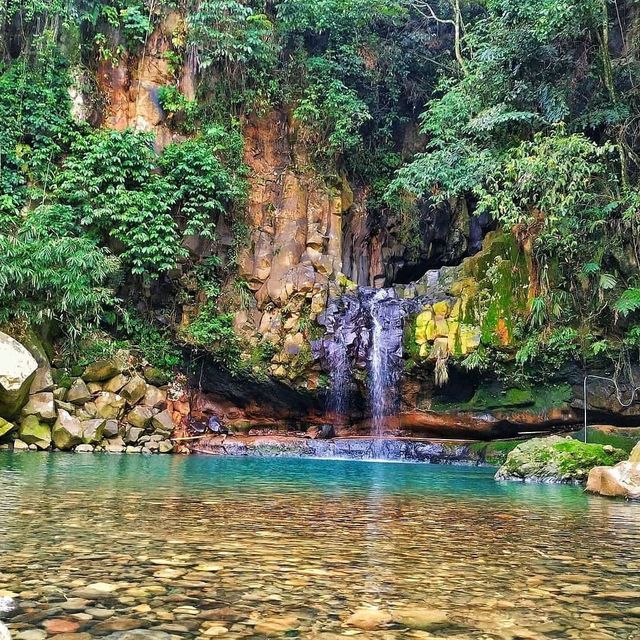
top-left (19, 415), bottom-right (51, 449)
top-left (0, 418), bottom-right (15, 439)
top-left (469, 440), bottom-right (521, 466)
top-left (496, 436), bottom-right (627, 484)
top-left (82, 358), bottom-right (124, 383)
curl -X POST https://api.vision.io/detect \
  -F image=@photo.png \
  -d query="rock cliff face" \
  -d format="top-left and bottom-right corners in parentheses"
top-left (62, 17), bottom-right (640, 440)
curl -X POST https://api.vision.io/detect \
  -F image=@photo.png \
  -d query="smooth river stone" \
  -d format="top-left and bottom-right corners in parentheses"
top-left (201, 626), bottom-right (228, 636)
top-left (15, 631), bottom-right (47, 640)
top-left (391, 607), bottom-right (450, 630)
top-left (43, 618), bottom-right (81, 634)
top-left (253, 616), bottom-right (300, 635)
top-left (346, 607), bottom-right (392, 630)
top-left (91, 618), bottom-right (147, 634)
top-left (101, 631), bottom-right (171, 640)
top-left (59, 598), bottom-right (91, 611)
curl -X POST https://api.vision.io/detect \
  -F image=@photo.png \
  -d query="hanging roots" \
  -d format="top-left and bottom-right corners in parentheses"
top-left (434, 354), bottom-right (449, 387)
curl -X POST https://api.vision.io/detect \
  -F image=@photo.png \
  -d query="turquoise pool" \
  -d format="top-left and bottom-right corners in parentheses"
top-left (1, 452), bottom-right (639, 638)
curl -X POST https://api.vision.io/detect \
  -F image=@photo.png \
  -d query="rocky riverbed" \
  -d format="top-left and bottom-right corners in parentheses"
top-left (2, 454), bottom-right (640, 640)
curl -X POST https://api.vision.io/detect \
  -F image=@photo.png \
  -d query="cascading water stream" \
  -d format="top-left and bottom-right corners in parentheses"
top-left (327, 331), bottom-right (350, 421)
top-left (314, 267), bottom-right (457, 457)
top-left (367, 289), bottom-right (405, 438)
top-left (369, 310), bottom-right (385, 437)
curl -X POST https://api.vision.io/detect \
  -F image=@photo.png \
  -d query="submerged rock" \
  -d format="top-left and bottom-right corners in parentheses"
top-left (0, 596), bottom-right (17, 618)
top-left (391, 607), bottom-right (449, 630)
top-left (346, 607), bottom-right (392, 630)
top-left (586, 442), bottom-right (640, 499)
top-left (495, 436), bottom-right (627, 484)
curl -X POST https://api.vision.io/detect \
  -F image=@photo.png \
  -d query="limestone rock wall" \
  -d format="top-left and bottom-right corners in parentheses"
top-left (233, 111), bottom-right (353, 379)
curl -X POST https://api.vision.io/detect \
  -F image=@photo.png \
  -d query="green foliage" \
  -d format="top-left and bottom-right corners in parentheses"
top-left (614, 288), bottom-right (640, 319)
top-left (0, 205), bottom-right (119, 334)
top-left (157, 85), bottom-right (198, 131)
top-left (159, 124), bottom-right (248, 238)
top-left (118, 311), bottom-right (182, 372)
top-left (0, 51), bottom-right (77, 220)
top-left (188, 0), bottom-right (277, 106)
top-left (184, 302), bottom-right (241, 369)
top-left (476, 131), bottom-right (616, 263)
top-left (293, 57), bottom-right (371, 157)
top-left (57, 129), bottom-right (180, 277)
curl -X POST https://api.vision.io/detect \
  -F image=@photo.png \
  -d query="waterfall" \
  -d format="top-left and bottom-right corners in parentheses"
top-left (327, 331), bottom-right (350, 420)
top-left (367, 289), bottom-right (405, 437)
top-left (314, 268), bottom-right (457, 448)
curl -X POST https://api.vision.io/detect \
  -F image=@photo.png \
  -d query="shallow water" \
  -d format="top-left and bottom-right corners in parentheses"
top-left (1, 452), bottom-right (640, 639)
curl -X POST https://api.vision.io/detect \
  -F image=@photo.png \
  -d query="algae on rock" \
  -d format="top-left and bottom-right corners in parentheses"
top-left (496, 436), bottom-right (627, 484)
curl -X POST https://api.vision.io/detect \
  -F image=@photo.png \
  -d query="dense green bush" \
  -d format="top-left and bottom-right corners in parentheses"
top-left (0, 205), bottom-right (119, 333)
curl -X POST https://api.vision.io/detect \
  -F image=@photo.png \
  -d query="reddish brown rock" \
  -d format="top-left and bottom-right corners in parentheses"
top-left (43, 618), bottom-right (81, 634)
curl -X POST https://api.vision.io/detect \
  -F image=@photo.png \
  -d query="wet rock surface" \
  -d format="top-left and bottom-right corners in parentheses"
top-left (193, 435), bottom-right (484, 464)
top-left (587, 441), bottom-right (640, 499)
top-left (495, 436), bottom-right (627, 484)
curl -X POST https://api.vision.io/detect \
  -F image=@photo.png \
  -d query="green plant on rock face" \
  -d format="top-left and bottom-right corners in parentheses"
top-left (293, 57), bottom-right (371, 158)
top-left (0, 51), bottom-right (77, 220)
top-left (184, 301), bottom-right (241, 369)
top-left (118, 311), bottom-right (182, 372)
top-left (159, 124), bottom-right (248, 240)
top-left (57, 128), bottom-right (179, 278)
top-left (0, 205), bottom-right (119, 335)
top-left (188, 0), bottom-right (277, 105)
top-left (614, 288), bottom-right (640, 319)
top-left (157, 85), bottom-right (198, 130)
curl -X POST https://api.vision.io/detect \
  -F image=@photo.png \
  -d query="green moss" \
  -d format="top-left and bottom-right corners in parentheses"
top-left (457, 232), bottom-right (530, 346)
top-left (461, 383), bottom-right (534, 410)
top-left (568, 428), bottom-right (640, 454)
top-left (496, 435), bottom-right (627, 484)
top-left (469, 440), bottom-right (521, 465)
top-left (403, 314), bottom-right (420, 360)
top-left (552, 440), bottom-right (627, 474)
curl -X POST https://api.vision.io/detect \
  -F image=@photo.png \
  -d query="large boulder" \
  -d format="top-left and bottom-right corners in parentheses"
top-left (151, 409), bottom-right (174, 436)
top-left (21, 392), bottom-right (57, 422)
top-left (104, 373), bottom-right (128, 393)
top-left (143, 385), bottom-right (166, 408)
top-left (52, 409), bottom-right (84, 450)
top-left (0, 332), bottom-right (38, 418)
top-left (586, 442), bottom-right (640, 499)
top-left (83, 358), bottom-right (124, 382)
top-left (82, 418), bottom-right (106, 444)
top-left (0, 418), bottom-right (15, 439)
top-left (120, 376), bottom-right (147, 406)
top-left (67, 378), bottom-right (92, 405)
top-left (127, 405), bottom-right (153, 428)
top-left (30, 366), bottom-right (54, 394)
top-left (19, 415), bottom-right (52, 449)
top-left (95, 392), bottom-right (126, 419)
top-left (495, 436), bottom-right (627, 484)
